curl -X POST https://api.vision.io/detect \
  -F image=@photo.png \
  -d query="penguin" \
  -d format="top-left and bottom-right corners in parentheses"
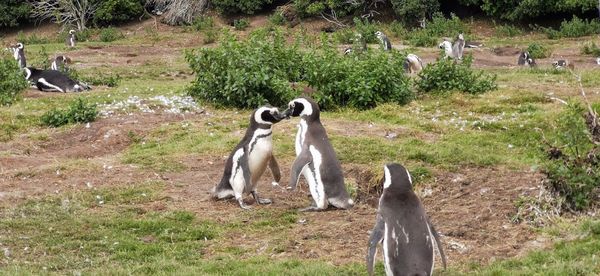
top-left (553, 59), bottom-right (574, 70)
top-left (464, 41), bottom-right (483, 48)
top-left (51, 55), bottom-right (71, 71)
top-left (212, 106), bottom-right (286, 209)
top-left (452, 33), bottom-right (465, 60)
top-left (282, 97), bottom-right (354, 211)
top-left (66, 30), bottom-right (76, 47)
top-left (375, 31), bottom-right (392, 51)
top-left (404, 54), bottom-right (424, 74)
top-left (23, 67), bottom-right (90, 93)
top-left (419, 18), bottom-right (427, 29)
top-left (353, 33), bottom-right (367, 52)
top-left (13, 43), bottom-right (26, 68)
top-left (344, 47), bottom-right (353, 55)
top-left (517, 51), bottom-right (536, 67)
top-left (438, 40), bottom-right (454, 59)
top-left (366, 163), bottom-right (447, 276)
top-left (596, 57), bottom-right (600, 65)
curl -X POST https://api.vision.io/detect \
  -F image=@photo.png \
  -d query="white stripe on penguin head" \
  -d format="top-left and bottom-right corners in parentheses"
top-left (405, 168), bottom-right (413, 185)
top-left (383, 165), bottom-right (392, 189)
top-left (289, 98), bottom-right (313, 117)
top-left (254, 106), bottom-right (278, 125)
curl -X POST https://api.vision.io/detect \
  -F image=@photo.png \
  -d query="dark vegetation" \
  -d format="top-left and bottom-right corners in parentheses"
top-left (416, 55), bottom-right (497, 94)
top-left (41, 98), bottom-right (99, 127)
top-left (0, 54), bottom-right (28, 106)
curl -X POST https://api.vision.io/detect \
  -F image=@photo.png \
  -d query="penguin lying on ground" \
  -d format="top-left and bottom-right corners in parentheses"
top-left (23, 67), bottom-right (90, 93)
top-left (404, 54), bottom-right (424, 74)
top-left (51, 55), bottom-right (72, 71)
top-left (367, 163), bottom-right (447, 276)
top-left (375, 31), bottom-right (392, 51)
top-left (212, 106), bottom-right (286, 209)
top-left (282, 97), bottom-right (354, 211)
top-left (517, 51), bottom-right (536, 67)
top-left (66, 29), bottom-right (76, 47)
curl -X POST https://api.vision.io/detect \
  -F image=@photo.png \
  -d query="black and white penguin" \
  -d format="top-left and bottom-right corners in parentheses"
top-left (438, 40), bottom-right (454, 59)
top-left (23, 67), bottom-right (89, 93)
top-left (51, 55), bottom-right (71, 71)
top-left (343, 47), bottom-right (353, 55)
top-left (367, 163), bottom-right (447, 276)
top-left (517, 51), bottom-right (536, 67)
top-left (375, 31), bottom-right (392, 51)
top-left (13, 43), bottom-right (26, 68)
top-left (282, 97), bottom-right (354, 211)
top-left (553, 59), bottom-right (573, 70)
top-left (404, 54), bottom-right (424, 74)
top-left (212, 106), bottom-right (286, 209)
top-left (452, 33), bottom-right (465, 60)
top-left (66, 30), bottom-right (76, 47)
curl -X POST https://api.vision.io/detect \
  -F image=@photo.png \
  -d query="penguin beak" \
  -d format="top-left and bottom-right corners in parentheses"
top-left (281, 107), bottom-right (293, 119)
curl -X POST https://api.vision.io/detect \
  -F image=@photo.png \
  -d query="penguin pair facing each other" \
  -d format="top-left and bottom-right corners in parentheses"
top-left (367, 163), bottom-right (447, 276)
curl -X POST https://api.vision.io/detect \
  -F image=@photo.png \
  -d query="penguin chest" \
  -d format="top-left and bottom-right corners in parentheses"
top-left (295, 120), bottom-right (308, 156)
top-left (247, 129), bottom-right (273, 184)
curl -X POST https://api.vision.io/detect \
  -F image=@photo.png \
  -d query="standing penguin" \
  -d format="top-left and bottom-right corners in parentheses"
top-left (282, 97), bottom-right (354, 211)
top-left (404, 54), bottom-right (424, 74)
top-left (51, 55), bottom-right (71, 71)
top-left (212, 106), bottom-right (286, 209)
top-left (13, 43), bottom-right (26, 68)
top-left (66, 30), bottom-right (76, 47)
top-left (452, 33), bottom-right (465, 60)
top-left (375, 31), bottom-right (392, 51)
top-left (438, 40), bottom-right (454, 59)
top-left (367, 163), bottom-right (446, 276)
top-left (517, 51), bottom-right (536, 67)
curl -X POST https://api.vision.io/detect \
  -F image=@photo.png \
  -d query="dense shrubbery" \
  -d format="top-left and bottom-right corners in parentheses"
top-left (41, 98), bottom-right (98, 127)
top-left (233, 19), bottom-right (250, 31)
top-left (495, 24), bottom-right (522, 37)
top-left (416, 55), bottom-right (497, 94)
top-left (0, 54), bottom-right (28, 106)
top-left (293, 0), bottom-right (358, 18)
top-left (390, 0), bottom-right (439, 25)
top-left (527, 42), bottom-right (551, 59)
top-left (212, 0), bottom-right (272, 14)
top-left (459, 0), bottom-right (598, 21)
top-left (405, 13), bottom-right (468, 47)
top-left (542, 16), bottom-right (600, 39)
top-left (93, 0), bottom-right (145, 26)
top-left (543, 102), bottom-right (600, 211)
top-left (99, 27), bottom-right (125, 42)
top-left (0, 1), bottom-right (30, 27)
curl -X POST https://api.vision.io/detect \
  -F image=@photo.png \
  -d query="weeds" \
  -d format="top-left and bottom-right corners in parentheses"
top-left (581, 41), bottom-right (600, 56)
top-left (542, 16), bottom-right (600, 39)
top-left (16, 31), bottom-right (50, 45)
top-left (233, 18), bottom-right (250, 31)
top-left (527, 42), bottom-right (551, 59)
top-left (416, 55), bottom-right (497, 94)
top-left (0, 53), bottom-right (28, 106)
top-left (192, 16), bottom-right (214, 31)
top-left (495, 24), bottom-right (522, 37)
top-left (41, 98), bottom-right (98, 127)
top-left (99, 27), bottom-right (125, 42)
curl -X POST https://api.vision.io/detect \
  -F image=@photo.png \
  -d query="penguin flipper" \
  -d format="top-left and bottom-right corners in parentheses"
top-left (367, 214), bottom-right (385, 276)
top-left (240, 147), bottom-right (253, 191)
top-left (288, 150), bottom-right (312, 190)
top-left (427, 217), bottom-right (447, 270)
top-left (269, 155), bottom-right (281, 183)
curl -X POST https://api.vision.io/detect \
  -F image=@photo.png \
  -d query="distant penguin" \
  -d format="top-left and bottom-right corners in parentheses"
top-left (553, 59), bottom-right (574, 70)
top-left (23, 67), bottom-right (89, 93)
top-left (438, 40), bottom-right (454, 59)
top-left (13, 43), bottom-right (26, 68)
top-left (344, 47), bottom-right (353, 55)
top-left (596, 57), bottom-right (600, 65)
top-left (367, 163), bottom-right (447, 276)
top-left (404, 54), bottom-right (424, 74)
top-left (51, 55), bottom-right (71, 71)
top-left (66, 30), bottom-right (76, 47)
top-left (419, 18), bottom-right (427, 29)
top-left (282, 97), bottom-right (354, 211)
top-left (375, 31), bottom-right (392, 51)
top-left (517, 51), bottom-right (536, 67)
top-left (452, 33), bottom-right (465, 60)
top-left (212, 106), bottom-right (286, 209)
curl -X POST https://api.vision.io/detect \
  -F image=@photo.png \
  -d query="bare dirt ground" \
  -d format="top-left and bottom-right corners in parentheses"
top-left (0, 17), bottom-right (593, 268)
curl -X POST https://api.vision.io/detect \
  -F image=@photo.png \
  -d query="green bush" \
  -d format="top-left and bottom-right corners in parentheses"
top-left (495, 24), bottom-right (523, 37)
top-left (543, 102), bottom-right (600, 211)
top-left (0, 0), bottom-right (31, 27)
top-left (581, 41), bottom-right (600, 56)
top-left (41, 98), bottom-right (98, 127)
top-left (293, 0), bottom-right (358, 18)
top-left (192, 16), bottom-right (214, 31)
top-left (0, 54), bottom-right (28, 106)
top-left (99, 27), bottom-right (125, 42)
top-left (234, 19), bottom-right (250, 31)
top-left (407, 30), bottom-right (438, 47)
top-left (16, 31), bottom-right (50, 45)
top-left (416, 55), bottom-right (497, 94)
top-left (93, 0), bottom-right (145, 26)
top-left (186, 30), bottom-right (301, 108)
top-left (353, 17), bottom-right (379, 44)
top-left (333, 28), bottom-right (355, 44)
top-left (543, 16), bottom-right (600, 39)
top-left (212, 0), bottom-right (272, 14)
top-left (203, 29), bottom-right (219, 44)
top-left (387, 21), bottom-right (408, 38)
top-left (459, 0), bottom-right (598, 21)
top-left (527, 42), bottom-right (551, 59)
top-left (269, 11), bottom-right (287, 26)
top-left (390, 0), bottom-right (440, 25)
top-left (405, 13), bottom-right (468, 47)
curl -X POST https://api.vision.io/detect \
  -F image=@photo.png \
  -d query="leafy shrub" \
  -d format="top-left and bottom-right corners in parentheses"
top-left (416, 55), bottom-right (497, 94)
top-left (333, 28), bottom-right (355, 44)
top-left (186, 30), bottom-right (301, 108)
top-left (192, 16), bottom-right (214, 31)
top-left (16, 31), bottom-right (50, 45)
top-left (99, 27), bottom-right (125, 42)
top-left (212, 0), bottom-right (272, 14)
top-left (495, 24), bottom-right (522, 37)
top-left (390, 0), bottom-right (440, 25)
top-left (41, 98), bottom-right (98, 127)
top-left (269, 11), bottom-right (287, 26)
top-left (203, 29), bottom-right (219, 44)
top-left (0, 0), bottom-right (31, 27)
top-left (407, 30), bottom-right (438, 47)
top-left (0, 54), bottom-right (28, 106)
top-left (353, 17), bottom-right (379, 44)
top-left (543, 16), bottom-right (600, 39)
top-left (293, 0), bottom-right (359, 18)
top-left (543, 102), bottom-right (600, 211)
top-left (581, 41), bottom-right (600, 56)
top-left (29, 46), bottom-right (51, 70)
top-left (93, 0), bottom-right (145, 26)
top-left (405, 13), bottom-right (468, 47)
top-left (388, 21), bottom-right (408, 38)
top-left (527, 42), bottom-right (551, 59)
top-left (460, 0), bottom-right (598, 21)
top-left (233, 19), bottom-right (250, 31)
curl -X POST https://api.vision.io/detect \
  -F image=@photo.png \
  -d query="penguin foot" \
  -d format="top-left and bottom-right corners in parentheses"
top-left (257, 198), bottom-right (272, 205)
top-left (238, 199), bottom-right (251, 210)
top-left (299, 206), bottom-right (323, 212)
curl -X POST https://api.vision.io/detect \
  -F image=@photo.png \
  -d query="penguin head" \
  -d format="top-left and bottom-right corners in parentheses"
top-left (375, 31), bottom-right (385, 40)
top-left (253, 106), bottom-right (284, 126)
top-left (438, 40), bottom-right (451, 50)
top-left (458, 33), bottom-right (464, 41)
top-left (382, 163), bottom-right (413, 194)
top-left (69, 29), bottom-right (76, 35)
top-left (283, 97), bottom-right (319, 119)
top-left (16, 43), bottom-right (24, 50)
